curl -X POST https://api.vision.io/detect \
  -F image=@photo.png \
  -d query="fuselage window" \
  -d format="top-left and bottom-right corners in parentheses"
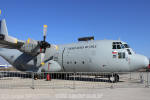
top-left (118, 52), bottom-right (125, 59)
top-left (74, 61), bottom-right (77, 64)
top-left (67, 62), bottom-right (69, 64)
top-left (82, 61), bottom-right (85, 64)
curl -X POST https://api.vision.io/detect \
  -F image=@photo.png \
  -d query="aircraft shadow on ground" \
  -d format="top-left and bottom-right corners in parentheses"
top-left (0, 72), bottom-right (32, 78)
top-left (60, 76), bottom-right (112, 83)
top-left (0, 72), bottom-right (125, 83)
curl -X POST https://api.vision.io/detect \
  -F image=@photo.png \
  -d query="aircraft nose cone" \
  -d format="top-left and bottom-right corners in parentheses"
top-left (144, 57), bottom-right (149, 68)
top-left (130, 54), bottom-right (149, 71)
top-left (136, 55), bottom-right (149, 68)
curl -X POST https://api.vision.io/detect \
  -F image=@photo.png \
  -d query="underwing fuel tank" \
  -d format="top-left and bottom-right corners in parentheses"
top-left (38, 60), bottom-right (62, 72)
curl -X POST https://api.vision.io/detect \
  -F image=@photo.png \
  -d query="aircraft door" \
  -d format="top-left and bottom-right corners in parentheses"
top-left (53, 48), bottom-right (64, 71)
top-left (62, 47), bottom-right (75, 71)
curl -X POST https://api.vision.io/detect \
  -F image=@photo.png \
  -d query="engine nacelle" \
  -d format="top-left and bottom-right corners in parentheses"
top-left (20, 38), bottom-right (41, 54)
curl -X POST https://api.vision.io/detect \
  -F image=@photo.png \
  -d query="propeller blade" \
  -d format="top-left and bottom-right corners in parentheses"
top-left (40, 53), bottom-right (45, 66)
top-left (43, 25), bottom-right (47, 42)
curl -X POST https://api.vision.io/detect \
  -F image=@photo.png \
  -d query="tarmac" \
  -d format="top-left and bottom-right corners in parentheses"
top-left (0, 88), bottom-right (150, 100)
top-left (0, 72), bottom-right (150, 100)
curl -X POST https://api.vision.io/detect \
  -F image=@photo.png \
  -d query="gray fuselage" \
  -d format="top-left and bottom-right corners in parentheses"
top-left (0, 40), bottom-right (149, 72)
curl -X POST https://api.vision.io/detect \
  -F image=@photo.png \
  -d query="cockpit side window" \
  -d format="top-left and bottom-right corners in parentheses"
top-left (127, 49), bottom-right (132, 55)
top-left (112, 45), bottom-right (116, 49)
top-left (118, 52), bottom-right (125, 59)
top-left (117, 45), bottom-right (121, 49)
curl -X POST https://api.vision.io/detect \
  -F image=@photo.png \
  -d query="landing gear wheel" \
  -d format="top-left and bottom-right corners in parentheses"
top-left (34, 74), bottom-right (38, 80)
top-left (109, 74), bottom-right (119, 83)
top-left (114, 74), bottom-right (119, 82)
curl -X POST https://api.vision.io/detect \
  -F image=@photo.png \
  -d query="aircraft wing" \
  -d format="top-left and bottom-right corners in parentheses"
top-left (0, 33), bottom-right (39, 55)
top-left (0, 19), bottom-right (51, 57)
top-left (0, 35), bottom-right (25, 49)
top-left (0, 19), bottom-right (57, 66)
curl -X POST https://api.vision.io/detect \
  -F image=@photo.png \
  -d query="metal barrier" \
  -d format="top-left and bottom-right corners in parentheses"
top-left (0, 71), bottom-right (149, 89)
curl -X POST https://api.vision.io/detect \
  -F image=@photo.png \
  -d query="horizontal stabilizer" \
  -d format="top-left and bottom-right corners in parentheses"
top-left (0, 19), bottom-right (24, 49)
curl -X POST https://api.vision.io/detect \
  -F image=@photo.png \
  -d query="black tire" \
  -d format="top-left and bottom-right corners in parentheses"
top-left (109, 74), bottom-right (119, 83)
top-left (114, 74), bottom-right (119, 82)
top-left (34, 74), bottom-right (38, 80)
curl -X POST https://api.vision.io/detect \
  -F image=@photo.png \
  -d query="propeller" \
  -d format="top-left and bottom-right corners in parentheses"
top-left (38, 25), bottom-right (51, 66)
top-left (24, 25), bottom-right (57, 67)
top-left (39, 25), bottom-right (51, 53)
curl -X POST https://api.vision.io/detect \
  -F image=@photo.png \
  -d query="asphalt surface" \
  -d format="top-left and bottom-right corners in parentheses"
top-left (0, 88), bottom-right (150, 100)
top-left (0, 72), bottom-right (150, 100)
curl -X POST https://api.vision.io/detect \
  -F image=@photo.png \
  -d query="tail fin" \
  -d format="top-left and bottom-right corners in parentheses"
top-left (0, 19), bottom-right (8, 35)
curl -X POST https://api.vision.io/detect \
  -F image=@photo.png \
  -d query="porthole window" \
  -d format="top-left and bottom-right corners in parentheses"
top-left (82, 61), bottom-right (85, 64)
top-left (74, 61), bottom-right (77, 64)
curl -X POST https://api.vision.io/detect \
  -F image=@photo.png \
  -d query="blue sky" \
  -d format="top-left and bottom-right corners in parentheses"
top-left (0, 0), bottom-right (150, 61)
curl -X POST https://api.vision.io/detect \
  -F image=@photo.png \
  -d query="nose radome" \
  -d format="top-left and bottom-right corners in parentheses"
top-left (130, 54), bottom-right (149, 71)
top-left (136, 54), bottom-right (149, 68)
top-left (144, 57), bottom-right (149, 68)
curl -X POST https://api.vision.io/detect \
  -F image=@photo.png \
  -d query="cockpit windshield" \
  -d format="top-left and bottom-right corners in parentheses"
top-left (112, 42), bottom-right (134, 55)
top-left (112, 42), bottom-right (125, 49)
top-left (124, 44), bottom-right (130, 48)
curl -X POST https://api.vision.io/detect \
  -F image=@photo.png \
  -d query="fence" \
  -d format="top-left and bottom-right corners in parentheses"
top-left (0, 71), bottom-right (149, 89)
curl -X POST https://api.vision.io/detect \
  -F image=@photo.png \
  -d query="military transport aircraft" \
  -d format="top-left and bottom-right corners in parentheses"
top-left (0, 19), bottom-right (149, 82)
